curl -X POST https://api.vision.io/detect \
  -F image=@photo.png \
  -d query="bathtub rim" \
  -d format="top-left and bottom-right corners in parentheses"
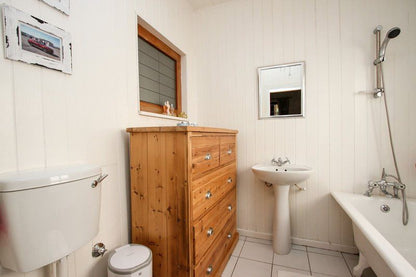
top-left (331, 191), bottom-right (415, 277)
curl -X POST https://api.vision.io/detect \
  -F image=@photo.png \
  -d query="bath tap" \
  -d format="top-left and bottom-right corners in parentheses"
top-left (365, 168), bottom-right (406, 198)
top-left (379, 181), bottom-right (395, 198)
top-left (364, 181), bottom-right (377, 197)
top-left (272, 157), bottom-right (291, 166)
top-left (382, 172), bottom-right (402, 198)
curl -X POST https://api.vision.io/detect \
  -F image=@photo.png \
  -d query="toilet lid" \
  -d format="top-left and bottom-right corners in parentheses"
top-left (108, 244), bottom-right (152, 274)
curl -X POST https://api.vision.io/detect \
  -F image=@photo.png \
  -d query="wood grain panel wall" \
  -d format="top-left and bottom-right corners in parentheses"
top-left (193, 0), bottom-right (416, 250)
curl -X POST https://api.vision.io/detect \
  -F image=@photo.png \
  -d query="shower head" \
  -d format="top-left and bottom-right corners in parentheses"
top-left (387, 27), bottom-right (401, 39)
top-left (374, 27), bottom-right (401, 65)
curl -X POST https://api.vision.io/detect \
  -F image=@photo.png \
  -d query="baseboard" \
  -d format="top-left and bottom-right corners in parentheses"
top-left (237, 228), bottom-right (358, 254)
top-left (237, 229), bottom-right (273, 240)
top-left (292, 237), bottom-right (358, 254)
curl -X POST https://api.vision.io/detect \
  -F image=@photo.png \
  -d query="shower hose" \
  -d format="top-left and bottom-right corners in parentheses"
top-left (380, 64), bottom-right (409, 225)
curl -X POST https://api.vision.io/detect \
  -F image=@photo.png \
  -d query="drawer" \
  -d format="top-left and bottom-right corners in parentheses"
top-left (220, 136), bottom-right (236, 165)
top-left (191, 163), bottom-right (236, 221)
top-left (194, 215), bottom-right (237, 276)
top-left (191, 136), bottom-right (220, 178)
top-left (193, 189), bottom-right (236, 263)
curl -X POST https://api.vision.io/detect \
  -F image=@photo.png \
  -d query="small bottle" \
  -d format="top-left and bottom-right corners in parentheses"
top-left (170, 104), bottom-right (175, 116)
top-left (274, 104), bottom-right (279, 115)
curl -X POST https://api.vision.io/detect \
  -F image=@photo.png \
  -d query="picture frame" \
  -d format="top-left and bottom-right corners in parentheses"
top-left (1, 5), bottom-right (72, 74)
top-left (40, 0), bottom-right (70, 15)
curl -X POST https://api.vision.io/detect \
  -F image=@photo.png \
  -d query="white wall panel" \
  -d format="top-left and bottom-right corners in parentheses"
top-left (0, 52), bottom-right (17, 173)
top-left (0, 0), bottom-right (194, 276)
top-left (13, 63), bottom-right (45, 170)
top-left (194, 0), bottom-right (416, 249)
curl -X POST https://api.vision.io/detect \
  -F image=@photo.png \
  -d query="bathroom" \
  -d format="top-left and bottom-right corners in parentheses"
top-left (0, 0), bottom-right (415, 276)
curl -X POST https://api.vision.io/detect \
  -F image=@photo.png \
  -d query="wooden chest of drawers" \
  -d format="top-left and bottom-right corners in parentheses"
top-left (126, 126), bottom-right (238, 277)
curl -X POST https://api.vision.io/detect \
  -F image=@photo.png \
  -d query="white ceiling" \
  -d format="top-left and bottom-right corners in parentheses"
top-left (187, 0), bottom-right (235, 10)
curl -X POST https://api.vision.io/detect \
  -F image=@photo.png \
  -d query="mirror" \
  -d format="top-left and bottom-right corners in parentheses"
top-left (258, 62), bottom-right (305, 118)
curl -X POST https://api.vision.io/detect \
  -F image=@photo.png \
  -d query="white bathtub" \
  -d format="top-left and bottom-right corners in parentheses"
top-left (332, 191), bottom-right (416, 277)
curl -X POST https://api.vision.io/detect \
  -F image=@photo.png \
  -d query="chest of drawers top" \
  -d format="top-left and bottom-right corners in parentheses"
top-left (126, 126), bottom-right (238, 134)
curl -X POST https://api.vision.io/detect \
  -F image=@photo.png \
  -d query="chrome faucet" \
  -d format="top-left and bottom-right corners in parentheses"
top-left (364, 168), bottom-right (406, 198)
top-left (272, 157), bottom-right (291, 166)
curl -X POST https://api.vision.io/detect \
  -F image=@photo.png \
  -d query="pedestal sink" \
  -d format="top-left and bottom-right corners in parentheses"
top-left (251, 164), bottom-right (312, 254)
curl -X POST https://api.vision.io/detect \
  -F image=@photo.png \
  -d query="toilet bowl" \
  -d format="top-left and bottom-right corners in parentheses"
top-left (107, 244), bottom-right (152, 277)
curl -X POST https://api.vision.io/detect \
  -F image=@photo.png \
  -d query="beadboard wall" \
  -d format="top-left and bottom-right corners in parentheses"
top-left (193, 0), bottom-right (416, 250)
top-left (1, 1), bottom-right (415, 276)
top-left (0, 0), bottom-right (195, 276)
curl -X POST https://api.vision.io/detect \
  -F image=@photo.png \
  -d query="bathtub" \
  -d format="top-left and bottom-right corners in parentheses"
top-left (332, 192), bottom-right (416, 277)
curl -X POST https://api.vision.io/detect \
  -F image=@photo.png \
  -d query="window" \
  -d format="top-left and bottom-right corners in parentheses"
top-left (138, 24), bottom-right (182, 115)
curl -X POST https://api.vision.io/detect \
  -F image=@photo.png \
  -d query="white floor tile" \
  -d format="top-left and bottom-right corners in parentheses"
top-left (273, 249), bottom-right (310, 271)
top-left (308, 253), bottom-right (351, 277)
top-left (292, 244), bottom-right (307, 251)
top-left (222, 256), bottom-right (238, 277)
top-left (240, 241), bottom-right (274, 263)
top-left (232, 240), bottom-right (245, 257)
top-left (272, 265), bottom-right (311, 276)
top-left (307, 247), bottom-right (342, 257)
top-left (311, 273), bottom-right (334, 277)
top-left (232, 258), bottom-right (272, 277)
top-left (342, 253), bottom-right (358, 273)
top-left (239, 235), bottom-right (247, 241)
top-left (246, 237), bottom-right (272, 245)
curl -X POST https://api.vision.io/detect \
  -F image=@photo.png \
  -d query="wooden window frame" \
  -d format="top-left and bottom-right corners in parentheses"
top-left (138, 24), bottom-right (182, 115)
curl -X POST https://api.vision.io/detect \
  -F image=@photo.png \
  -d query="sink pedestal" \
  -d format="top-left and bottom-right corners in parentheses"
top-left (272, 184), bottom-right (291, 254)
top-left (251, 163), bottom-right (312, 255)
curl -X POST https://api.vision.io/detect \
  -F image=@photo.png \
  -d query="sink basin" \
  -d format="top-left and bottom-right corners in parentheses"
top-left (251, 164), bottom-right (313, 186)
top-left (251, 163), bottom-right (313, 255)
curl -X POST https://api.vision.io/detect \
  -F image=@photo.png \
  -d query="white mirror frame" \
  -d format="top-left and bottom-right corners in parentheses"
top-left (257, 61), bottom-right (305, 119)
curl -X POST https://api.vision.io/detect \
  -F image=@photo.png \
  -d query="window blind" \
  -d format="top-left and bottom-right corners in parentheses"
top-left (138, 37), bottom-right (177, 108)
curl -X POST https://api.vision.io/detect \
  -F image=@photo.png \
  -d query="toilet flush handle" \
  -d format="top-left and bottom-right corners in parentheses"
top-left (91, 173), bottom-right (108, 188)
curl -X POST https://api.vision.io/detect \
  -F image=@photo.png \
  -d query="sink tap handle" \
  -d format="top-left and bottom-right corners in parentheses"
top-left (272, 157), bottom-right (290, 166)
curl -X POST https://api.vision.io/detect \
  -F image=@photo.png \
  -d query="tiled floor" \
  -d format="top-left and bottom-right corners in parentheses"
top-left (222, 235), bottom-right (361, 277)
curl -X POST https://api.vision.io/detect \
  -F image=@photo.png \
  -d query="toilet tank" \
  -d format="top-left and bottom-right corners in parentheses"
top-left (0, 164), bottom-right (102, 273)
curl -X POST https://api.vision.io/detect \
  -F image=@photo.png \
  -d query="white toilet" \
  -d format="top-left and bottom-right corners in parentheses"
top-left (0, 164), bottom-right (103, 273)
top-left (107, 244), bottom-right (152, 277)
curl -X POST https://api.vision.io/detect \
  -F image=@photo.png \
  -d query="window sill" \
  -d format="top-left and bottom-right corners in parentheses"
top-left (139, 111), bottom-right (188, 121)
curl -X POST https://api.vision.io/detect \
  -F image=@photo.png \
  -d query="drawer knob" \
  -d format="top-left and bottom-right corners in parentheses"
top-left (207, 227), bottom-right (214, 237)
top-left (227, 149), bottom-right (232, 155)
top-left (228, 205), bottom-right (232, 211)
top-left (205, 191), bottom-right (212, 199)
top-left (227, 177), bottom-right (233, 183)
top-left (206, 265), bottom-right (213, 275)
top-left (227, 232), bottom-right (232, 239)
top-left (205, 153), bottom-right (212, 160)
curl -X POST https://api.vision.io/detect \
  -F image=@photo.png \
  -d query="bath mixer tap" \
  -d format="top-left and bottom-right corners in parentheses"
top-left (364, 168), bottom-right (406, 198)
top-left (272, 157), bottom-right (291, 166)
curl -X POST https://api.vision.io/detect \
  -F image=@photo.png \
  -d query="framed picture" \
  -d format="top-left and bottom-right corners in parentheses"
top-left (40, 0), bottom-right (70, 15)
top-left (1, 5), bottom-right (72, 74)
